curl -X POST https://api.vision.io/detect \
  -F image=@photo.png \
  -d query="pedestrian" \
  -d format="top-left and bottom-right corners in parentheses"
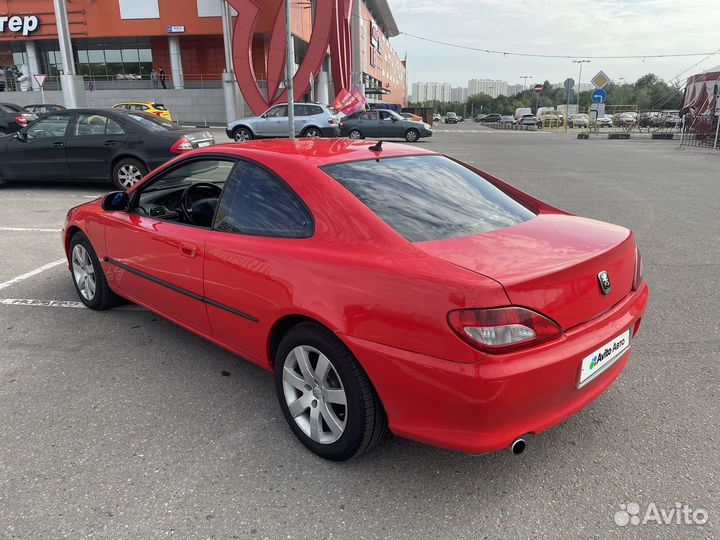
top-left (0, 67), bottom-right (5, 92)
top-left (159, 66), bottom-right (166, 89)
top-left (151, 67), bottom-right (158, 89)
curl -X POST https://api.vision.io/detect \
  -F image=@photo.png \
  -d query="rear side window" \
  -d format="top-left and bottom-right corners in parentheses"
top-left (321, 155), bottom-right (535, 242)
top-left (153, 103), bottom-right (168, 110)
top-left (214, 161), bottom-right (313, 238)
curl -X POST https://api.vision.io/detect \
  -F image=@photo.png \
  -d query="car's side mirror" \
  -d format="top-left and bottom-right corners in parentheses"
top-left (13, 130), bottom-right (27, 140)
top-left (102, 191), bottom-right (130, 211)
top-left (392, 117), bottom-right (398, 122)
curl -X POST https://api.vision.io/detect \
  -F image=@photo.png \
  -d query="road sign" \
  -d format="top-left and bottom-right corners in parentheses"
top-left (564, 78), bottom-right (575, 90)
top-left (591, 88), bottom-right (607, 104)
top-left (33, 74), bottom-right (47, 88)
top-left (591, 71), bottom-right (610, 89)
top-left (534, 84), bottom-right (544, 94)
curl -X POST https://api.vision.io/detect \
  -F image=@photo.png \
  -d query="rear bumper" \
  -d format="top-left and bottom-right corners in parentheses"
top-left (343, 282), bottom-right (649, 454)
top-left (320, 126), bottom-right (341, 137)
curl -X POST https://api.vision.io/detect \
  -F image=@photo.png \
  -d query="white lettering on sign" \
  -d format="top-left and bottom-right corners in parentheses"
top-left (0, 15), bottom-right (39, 36)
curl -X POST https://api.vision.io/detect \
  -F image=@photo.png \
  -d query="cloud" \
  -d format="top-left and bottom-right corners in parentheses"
top-left (387, 0), bottom-right (720, 87)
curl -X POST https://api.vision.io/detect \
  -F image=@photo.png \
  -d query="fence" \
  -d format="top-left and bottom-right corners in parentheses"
top-left (679, 114), bottom-right (720, 149)
top-left (13, 73), bottom-right (224, 92)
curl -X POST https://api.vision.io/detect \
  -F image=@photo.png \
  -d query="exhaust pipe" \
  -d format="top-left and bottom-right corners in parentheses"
top-left (509, 437), bottom-right (527, 455)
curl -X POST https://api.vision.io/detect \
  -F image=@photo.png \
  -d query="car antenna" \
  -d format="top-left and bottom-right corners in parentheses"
top-left (369, 140), bottom-right (383, 152)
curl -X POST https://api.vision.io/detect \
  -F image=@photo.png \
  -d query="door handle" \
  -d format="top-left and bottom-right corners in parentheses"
top-left (180, 242), bottom-right (197, 258)
top-left (53, 141), bottom-right (64, 148)
top-left (104, 140), bottom-right (119, 146)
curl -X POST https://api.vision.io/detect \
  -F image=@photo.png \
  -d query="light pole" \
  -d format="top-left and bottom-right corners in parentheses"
top-left (618, 77), bottom-right (625, 105)
top-left (520, 75), bottom-right (532, 92)
top-left (285, 0), bottom-right (296, 139)
top-left (572, 59), bottom-right (590, 110)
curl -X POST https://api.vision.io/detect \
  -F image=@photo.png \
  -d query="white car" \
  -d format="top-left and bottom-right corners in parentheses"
top-left (226, 102), bottom-right (340, 141)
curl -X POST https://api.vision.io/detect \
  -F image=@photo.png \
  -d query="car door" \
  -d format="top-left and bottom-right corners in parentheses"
top-left (257, 105), bottom-right (288, 137)
top-left (6, 113), bottom-right (72, 180)
top-left (203, 159), bottom-right (314, 363)
top-left (358, 110), bottom-right (379, 137)
top-left (293, 104), bottom-right (309, 136)
top-left (104, 158), bottom-right (237, 334)
top-left (65, 113), bottom-right (129, 180)
top-left (378, 110), bottom-right (401, 137)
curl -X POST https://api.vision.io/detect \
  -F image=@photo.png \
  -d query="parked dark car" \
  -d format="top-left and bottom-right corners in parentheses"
top-left (0, 109), bottom-right (214, 190)
top-left (0, 103), bottom-right (38, 135)
top-left (23, 104), bottom-right (66, 115)
top-left (444, 112), bottom-right (458, 124)
top-left (501, 115), bottom-right (517, 125)
top-left (340, 109), bottom-right (432, 142)
top-left (474, 114), bottom-right (486, 122)
top-left (477, 113), bottom-right (503, 123)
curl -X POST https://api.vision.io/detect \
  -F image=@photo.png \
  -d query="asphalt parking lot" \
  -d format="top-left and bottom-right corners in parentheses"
top-left (1, 125), bottom-right (718, 539)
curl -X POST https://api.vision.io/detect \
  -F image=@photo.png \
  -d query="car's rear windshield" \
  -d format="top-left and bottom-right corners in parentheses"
top-left (152, 103), bottom-right (168, 110)
top-left (126, 112), bottom-right (174, 131)
top-left (321, 155), bottom-right (536, 242)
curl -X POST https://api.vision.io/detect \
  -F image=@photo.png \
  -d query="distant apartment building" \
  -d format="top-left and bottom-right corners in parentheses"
top-left (468, 79), bottom-right (508, 98)
top-left (450, 86), bottom-right (467, 102)
top-left (506, 83), bottom-right (524, 97)
top-left (411, 81), bottom-right (452, 102)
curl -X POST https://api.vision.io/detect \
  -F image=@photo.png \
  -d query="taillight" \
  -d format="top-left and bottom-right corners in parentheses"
top-left (327, 117), bottom-right (336, 125)
top-left (170, 136), bottom-right (193, 153)
top-left (154, 111), bottom-right (163, 117)
top-left (16, 116), bottom-right (28, 126)
top-left (632, 246), bottom-right (643, 291)
top-left (448, 307), bottom-right (562, 354)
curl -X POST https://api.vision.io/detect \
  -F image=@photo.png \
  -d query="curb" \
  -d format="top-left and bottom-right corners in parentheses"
top-left (577, 132), bottom-right (678, 141)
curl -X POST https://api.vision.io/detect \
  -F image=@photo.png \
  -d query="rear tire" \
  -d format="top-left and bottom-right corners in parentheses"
top-left (348, 129), bottom-right (363, 140)
top-left (274, 322), bottom-right (388, 461)
top-left (405, 128), bottom-right (420, 142)
top-left (233, 126), bottom-right (253, 142)
top-left (112, 158), bottom-right (147, 191)
top-left (69, 231), bottom-right (121, 310)
top-left (302, 127), bottom-right (322, 138)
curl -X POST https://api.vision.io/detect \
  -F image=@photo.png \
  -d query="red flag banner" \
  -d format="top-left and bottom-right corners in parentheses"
top-left (333, 86), bottom-right (367, 117)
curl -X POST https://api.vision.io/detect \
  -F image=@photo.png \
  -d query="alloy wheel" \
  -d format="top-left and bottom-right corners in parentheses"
top-left (282, 345), bottom-right (347, 444)
top-left (71, 244), bottom-right (97, 301)
top-left (234, 128), bottom-right (250, 142)
top-left (349, 130), bottom-right (362, 140)
top-left (304, 128), bottom-right (321, 138)
top-left (117, 164), bottom-right (142, 189)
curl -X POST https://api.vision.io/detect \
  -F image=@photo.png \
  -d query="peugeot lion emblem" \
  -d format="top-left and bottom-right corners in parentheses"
top-left (597, 271), bottom-right (611, 295)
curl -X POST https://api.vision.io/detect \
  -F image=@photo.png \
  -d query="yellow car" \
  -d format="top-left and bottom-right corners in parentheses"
top-left (112, 101), bottom-right (173, 121)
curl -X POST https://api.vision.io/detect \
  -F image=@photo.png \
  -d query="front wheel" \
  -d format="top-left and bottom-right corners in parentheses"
top-left (274, 322), bottom-right (387, 461)
top-left (233, 126), bottom-right (253, 142)
top-left (405, 128), bottom-right (420, 142)
top-left (69, 231), bottom-right (121, 310)
top-left (348, 129), bottom-right (363, 140)
top-left (112, 158), bottom-right (147, 191)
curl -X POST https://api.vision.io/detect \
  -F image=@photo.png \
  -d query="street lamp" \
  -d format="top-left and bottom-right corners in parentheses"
top-left (572, 59), bottom-right (590, 109)
top-left (520, 75), bottom-right (532, 91)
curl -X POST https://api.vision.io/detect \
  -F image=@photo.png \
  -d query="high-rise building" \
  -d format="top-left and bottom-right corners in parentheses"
top-left (506, 84), bottom-right (524, 97)
top-left (468, 79), bottom-right (508, 98)
top-left (411, 82), bottom-right (452, 102)
top-left (450, 86), bottom-right (467, 102)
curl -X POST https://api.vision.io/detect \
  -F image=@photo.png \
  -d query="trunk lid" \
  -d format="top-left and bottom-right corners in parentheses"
top-left (417, 214), bottom-right (636, 329)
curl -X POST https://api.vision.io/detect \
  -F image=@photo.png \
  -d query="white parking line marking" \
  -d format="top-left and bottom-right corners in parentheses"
top-left (0, 298), bottom-right (144, 311)
top-left (0, 259), bottom-right (66, 291)
top-left (0, 227), bottom-right (62, 233)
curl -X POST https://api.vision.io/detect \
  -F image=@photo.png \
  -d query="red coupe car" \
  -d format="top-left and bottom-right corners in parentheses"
top-left (62, 139), bottom-right (649, 461)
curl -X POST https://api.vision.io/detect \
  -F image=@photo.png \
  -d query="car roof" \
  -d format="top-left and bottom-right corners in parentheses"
top-left (195, 139), bottom-right (438, 167)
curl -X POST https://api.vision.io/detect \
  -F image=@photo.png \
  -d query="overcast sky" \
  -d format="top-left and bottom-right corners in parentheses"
top-left (388, 0), bottom-right (720, 88)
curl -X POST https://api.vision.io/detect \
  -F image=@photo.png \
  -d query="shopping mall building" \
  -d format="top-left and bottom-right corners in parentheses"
top-left (0, 0), bottom-right (407, 122)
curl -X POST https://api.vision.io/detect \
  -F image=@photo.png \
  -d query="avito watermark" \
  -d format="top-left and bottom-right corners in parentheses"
top-left (614, 502), bottom-right (709, 527)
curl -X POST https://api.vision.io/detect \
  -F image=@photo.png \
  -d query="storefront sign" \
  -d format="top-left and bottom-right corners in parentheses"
top-left (167, 25), bottom-right (185, 33)
top-left (0, 15), bottom-right (39, 36)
